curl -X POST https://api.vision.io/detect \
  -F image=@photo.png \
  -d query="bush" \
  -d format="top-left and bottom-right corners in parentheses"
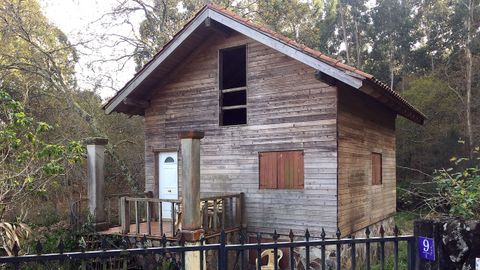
top-left (432, 146), bottom-right (480, 219)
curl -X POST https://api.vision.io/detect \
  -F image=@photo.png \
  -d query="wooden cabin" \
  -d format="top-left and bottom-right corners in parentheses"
top-left (103, 4), bottom-right (425, 238)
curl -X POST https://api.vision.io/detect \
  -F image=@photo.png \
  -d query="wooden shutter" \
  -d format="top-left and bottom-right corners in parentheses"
top-left (372, 153), bottom-right (382, 185)
top-left (259, 152), bottom-right (277, 189)
top-left (277, 151), bottom-right (304, 189)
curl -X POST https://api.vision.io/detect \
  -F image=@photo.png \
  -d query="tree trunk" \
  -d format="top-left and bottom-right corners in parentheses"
top-left (339, 1), bottom-right (350, 64)
top-left (354, 18), bottom-right (361, 67)
top-left (465, 0), bottom-right (474, 156)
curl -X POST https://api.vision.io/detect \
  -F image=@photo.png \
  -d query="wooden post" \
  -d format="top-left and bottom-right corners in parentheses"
top-left (120, 197), bottom-right (130, 234)
top-left (86, 137), bottom-right (108, 229)
top-left (178, 131), bottom-right (205, 269)
top-left (239, 192), bottom-right (246, 229)
top-left (179, 131), bottom-right (204, 231)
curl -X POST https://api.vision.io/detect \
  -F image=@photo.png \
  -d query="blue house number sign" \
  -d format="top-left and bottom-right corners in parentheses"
top-left (418, 236), bottom-right (435, 261)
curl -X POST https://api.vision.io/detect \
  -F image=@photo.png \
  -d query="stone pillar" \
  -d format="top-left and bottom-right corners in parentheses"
top-left (86, 137), bottom-right (108, 226)
top-left (178, 131), bottom-right (205, 269)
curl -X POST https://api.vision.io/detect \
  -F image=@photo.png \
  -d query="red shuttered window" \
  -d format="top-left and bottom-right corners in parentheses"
top-left (259, 150), bottom-right (304, 189)
top-left (372, 152), bottom-right (382, 185)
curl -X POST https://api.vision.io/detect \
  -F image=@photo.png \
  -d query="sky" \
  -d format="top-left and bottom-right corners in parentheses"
top-left (39, 0), bottom-right (143, 100)
top-left (38, 0), bottom-right (379, 100)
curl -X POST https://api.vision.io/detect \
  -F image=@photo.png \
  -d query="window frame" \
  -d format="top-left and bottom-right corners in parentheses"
top-left (371, 152), bottom-right (383, 185)
top-left (218, 44), bottom-right (248, 126)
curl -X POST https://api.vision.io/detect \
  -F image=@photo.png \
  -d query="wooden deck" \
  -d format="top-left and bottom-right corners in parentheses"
top-left (98, 221), bottom-right (175, 240)
top-left (98, 221), bottom-right (242, 241)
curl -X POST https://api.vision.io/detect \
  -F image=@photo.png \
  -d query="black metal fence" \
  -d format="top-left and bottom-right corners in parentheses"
top-left (0, 226), bottom-right (416, 270)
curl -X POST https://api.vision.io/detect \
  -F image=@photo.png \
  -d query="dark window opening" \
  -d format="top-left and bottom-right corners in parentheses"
top-left (222, 108), bottom-right (247, 126)
top-left (222, 91), bottom-right (246, 107)
top-left (220, 46), bottom-right (246, 89)
top-left (220, 45), bottom-right (247, 126)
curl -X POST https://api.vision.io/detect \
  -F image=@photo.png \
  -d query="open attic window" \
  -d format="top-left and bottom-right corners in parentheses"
top-left (219, 45), bottom-right (247, 126)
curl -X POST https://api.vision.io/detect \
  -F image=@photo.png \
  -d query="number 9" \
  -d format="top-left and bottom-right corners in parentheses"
top-left (423, 239), bottom-right (430, 252)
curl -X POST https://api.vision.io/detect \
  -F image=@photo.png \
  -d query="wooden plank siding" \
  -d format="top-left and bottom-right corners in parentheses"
top-left (337, 84), bottom-right (397, 236)
top-left (144, 32), bottom-right (338, 236)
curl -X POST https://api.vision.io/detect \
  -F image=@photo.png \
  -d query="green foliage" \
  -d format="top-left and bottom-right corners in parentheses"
top-left (394, 211), bottom-right (419, 234)
top-left (397, 77), bottom-right (462, 183)
top-left (0, 90), bottom-right (85, 206)
top-left (433, 147), bottom-right (480, 219)
top-left (30, 228), bottom-right (76, 254)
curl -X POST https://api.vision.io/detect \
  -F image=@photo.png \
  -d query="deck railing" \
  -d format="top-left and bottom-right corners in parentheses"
top-left (200, 193), bottom-right (245, 235)
top-left (119, 192), bottom-right (245, 238)
top-left (120, 197), bottom-right (182, 236)
top-left (106, 193), bottom-right (143, 226)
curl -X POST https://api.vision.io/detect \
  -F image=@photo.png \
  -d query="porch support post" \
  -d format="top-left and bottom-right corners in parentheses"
top-left (86, 137), bottom-right (108, 228)
top-left (179, 131), bottom-right (205, 270)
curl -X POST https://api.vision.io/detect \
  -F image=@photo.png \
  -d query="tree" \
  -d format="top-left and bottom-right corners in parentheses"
top-left (397, 77), bottom-right (463, 182)
top-left (0, 90), bottom-right (84, 210)
top-left (0, 0), bottom-right (144, 193)
top-left (365, 0), bottom-right (421, 90)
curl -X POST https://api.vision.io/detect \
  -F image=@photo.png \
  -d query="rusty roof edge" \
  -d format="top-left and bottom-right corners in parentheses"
top-left (363, 79), bottom-right (427, 124)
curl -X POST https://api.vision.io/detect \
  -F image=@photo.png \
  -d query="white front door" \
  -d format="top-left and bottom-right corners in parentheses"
top-left (158, 152), bottom-right (178, 218)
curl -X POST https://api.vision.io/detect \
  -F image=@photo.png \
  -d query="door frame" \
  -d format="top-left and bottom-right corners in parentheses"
top-left (153, 148), bottom-right (180, 200)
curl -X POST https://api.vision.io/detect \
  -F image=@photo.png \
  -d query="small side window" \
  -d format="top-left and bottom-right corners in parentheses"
top-left (372, 152), bottom-right (382, 185)
top-left (164, 157), bottom-right (175, 163)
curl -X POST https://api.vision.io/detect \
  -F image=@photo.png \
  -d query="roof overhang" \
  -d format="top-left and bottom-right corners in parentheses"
top-left (103, 4), bottom-right (425, 125)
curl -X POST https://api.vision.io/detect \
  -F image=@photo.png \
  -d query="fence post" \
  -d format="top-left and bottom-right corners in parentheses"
top-left (219, 230), bottom-right (227, 270)
top-left (407, 237), bottom-right (416, 270)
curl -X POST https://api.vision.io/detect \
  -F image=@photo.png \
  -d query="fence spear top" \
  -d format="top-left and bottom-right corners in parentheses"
top-left (305, 229), bottom-right (310, 241)
top-left (161, 233), bottom-right (167, 247)
top-left (289, 229), bottom-right (294, 242)
top-left (179, 233), bottom-right (186, 246)
top-left (394, 225), bottom-right (399, 236)
top-left (35, 240), bottom-right (43, 255)
top-left (142, 234), bottom-right (149, 248)
top-left (79, 237), bottom-right (87, 252)
top-left (380, 225), bottom-right (385, 237)
top-left (273, 230), bottom-right (279, 242)
top-left (101, 236), bottom-right (107, 251)
top-left (365, 226), bottom-right (370, 238)
top-left (336, 228), bottom-right (341, 239)
top-left (12, 241), bottom-right (19, 256)
top-left (239, 231), bottom-right (245, 244)
top-left (122, 236), bottom-right (129, 249)
top-left (58, 238), bottom-right (65, 254)
top-left (321, 228), bottom-right (326, 240)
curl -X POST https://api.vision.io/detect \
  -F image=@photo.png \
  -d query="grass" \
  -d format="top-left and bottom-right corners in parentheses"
top-left (371, 241), bottom-right (409, 270)
top-left (394, 211), bottom-right (420, 234)
top-left (369, 211), bottom-right (417, 269)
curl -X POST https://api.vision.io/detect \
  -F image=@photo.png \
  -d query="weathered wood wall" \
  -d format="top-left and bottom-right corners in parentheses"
top-left (144, 31), bottom-right (338, 236)
top-left (337, 84), bottom-right (397, 236)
